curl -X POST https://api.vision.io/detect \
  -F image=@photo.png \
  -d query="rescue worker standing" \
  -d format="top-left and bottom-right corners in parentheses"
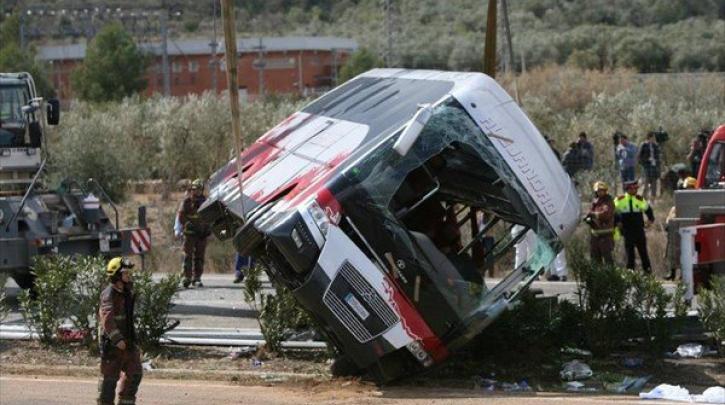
top-left (615, 180), bottom-right (655, 273)
top-left (178, 179), bottom-right (210, 288)
top-left (585, 181), bottom-right (615, 264)
top-left (98, 257), bottom-right (142, 405)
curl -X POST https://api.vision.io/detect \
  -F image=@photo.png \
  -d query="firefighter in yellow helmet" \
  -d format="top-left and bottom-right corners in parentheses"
top-left (615, 180), bottom-right (655, 273)
top-left (583, 181), bottom-right (615, 264)
top-left (98, 257), bottom-right (142, 405)
top-left (177, 178), bottom-right (211, 288)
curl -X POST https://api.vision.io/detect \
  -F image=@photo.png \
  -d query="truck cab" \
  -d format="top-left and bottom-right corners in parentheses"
top-left (1, 72), bottom-right (150, 289)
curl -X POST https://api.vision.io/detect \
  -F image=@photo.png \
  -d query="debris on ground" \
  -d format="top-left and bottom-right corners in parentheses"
top-left (622, 356), bottom-right (644, 368)
top-left (471, 373), bottom-right (531, 393)
top-left (606, 375), bottom-right (651, 393)
top-left (56, 328), bottom-right (87, 343)
top-left (142, 360), bottom-right (155, 371)
top-left (500, 381), bottom-right (532, 392)
top-left (693, 386), bottom-right (725, 404)
top-left (672, 343), bottom-right (705, 359)
top-left (227, 346), bottom-right (255, 360)
top-left (560, 347), bottom-right (593, 357)
top-left (251, 358), bottom-right (263, 368)
top-left (640, 384), bottom-right (725, 403)
top-left (564, 381), bottom-right (598, 392)
top-left (560, 360), bottom-right (593, 381)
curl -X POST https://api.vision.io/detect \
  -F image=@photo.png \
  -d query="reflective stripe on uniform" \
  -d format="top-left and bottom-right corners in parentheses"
top-left (591, 228), bottom-right (614, 236)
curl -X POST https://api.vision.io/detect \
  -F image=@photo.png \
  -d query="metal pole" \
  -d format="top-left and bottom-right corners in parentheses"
top-left (483, 0), bottom-right (498, 78)
top-left (298, 51), bottom-right (303, 94)
top-left (161, 11), bottom-right (171, 96)
top-left (220, 0), bottom-right (245, 215)
top-left (257, 38), bottom-right (265, 98)
top-left (500, 0), bottom-right (520, 104)
top-left (210, 0), bottom-right (218, 93)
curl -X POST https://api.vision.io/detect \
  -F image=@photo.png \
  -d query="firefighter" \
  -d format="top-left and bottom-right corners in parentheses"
top-left (585, 181), bottom-right (615, 264)
top-left (98, 257), bottom-right (142, 405)
top-left (614, 180), bottom-right (655, 273)
top-left (178, 178), bottom-right (210, 288)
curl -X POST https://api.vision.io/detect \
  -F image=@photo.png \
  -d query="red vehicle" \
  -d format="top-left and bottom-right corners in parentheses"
top-left (696, 124), bottom-right (725, 190)
top-left (677, 124), bottom-right (725, 300)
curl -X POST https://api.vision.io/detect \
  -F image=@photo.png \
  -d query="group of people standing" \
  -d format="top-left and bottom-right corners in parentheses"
top-left (616, 132), bottom-right (663, 199)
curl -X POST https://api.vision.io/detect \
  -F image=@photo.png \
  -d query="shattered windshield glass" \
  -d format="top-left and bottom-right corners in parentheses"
top-left (340, 97), bottom-right (557, 326)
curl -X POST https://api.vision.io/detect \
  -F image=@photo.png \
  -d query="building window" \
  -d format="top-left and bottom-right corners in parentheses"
top-left (172, 62), bottom-right (183, 73)
top-left (188, 61), bottom-right (199, 72)
top-left (219, 60), bottom-right (226, 71)
top-left (190, 74), bottom-right (196, 84)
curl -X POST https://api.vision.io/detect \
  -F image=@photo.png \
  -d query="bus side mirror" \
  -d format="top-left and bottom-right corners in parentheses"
top-left (393, 104), bottom-right (432, 156)
top-left (47, 99), bottom-right (60, 125)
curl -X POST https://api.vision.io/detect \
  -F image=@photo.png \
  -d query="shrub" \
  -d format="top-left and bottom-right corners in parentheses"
top-left (243, 264), bottom-right (314, 352)
top-left (19, 256), bottom-right (76, 345)
top-left (699, 276), bottom-right (725, 355)
top-left (65, 256), bottom-right (107, 347)
top-left (566, 239), bottom-right (688, 355)
top-left (18, 255), bottom-right (180, 352)
top-left (132, 270), bottom-right (181, 353)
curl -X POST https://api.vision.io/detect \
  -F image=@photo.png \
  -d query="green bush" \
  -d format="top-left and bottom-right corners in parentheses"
top-left (132, 270), bottom-right (181, 353)
top-left (699, 276), bottom-right (725, 355)
top-left (65, 256), bottom-right (107, 347)
top-left (566, 239), bottom-right (688, 355)
top-left (18, 255), bottom-right (180, 352)
top-left (243, 264), bottom-right (314, 352)
top-left (19, 256), bottom-right (76, 345)
top-left (0, 272), bottom-right (9, 323)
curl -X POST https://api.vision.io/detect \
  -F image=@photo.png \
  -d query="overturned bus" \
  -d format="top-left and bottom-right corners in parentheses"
top-left (199, 69), bottom-right (581, 382)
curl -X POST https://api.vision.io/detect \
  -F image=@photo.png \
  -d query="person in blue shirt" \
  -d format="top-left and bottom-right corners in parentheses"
top-left (616, 134), bottom-right (638, 185)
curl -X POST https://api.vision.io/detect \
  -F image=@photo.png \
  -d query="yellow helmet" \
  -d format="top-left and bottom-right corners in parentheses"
top-left (191, 178), bottom-right (204, 190)
top-left (593, 181), bottom-right (609, 192)
top-left (684, 176), bottom-right (697, 189)
top-left (106, 257), bottom-right (134, 278)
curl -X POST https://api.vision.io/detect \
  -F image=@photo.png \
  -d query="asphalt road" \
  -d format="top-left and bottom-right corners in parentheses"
top-left (0, 375), bottom-right (680, 405)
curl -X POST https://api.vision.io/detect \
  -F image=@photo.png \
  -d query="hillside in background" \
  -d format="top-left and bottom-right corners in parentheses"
top-left (1, 0), bottom-right (724, 73)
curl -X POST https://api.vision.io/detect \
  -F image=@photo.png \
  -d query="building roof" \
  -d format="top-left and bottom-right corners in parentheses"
top-left (37, 36), bottom-right (358, 61)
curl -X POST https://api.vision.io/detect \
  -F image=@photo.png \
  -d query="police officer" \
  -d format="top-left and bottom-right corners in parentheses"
top-left (98, 257), bottom-right (142, 405)
top-left (178, 178), bottom-right (210, 288)
top-left (615, 180), bottom-right (655, 273)
top-left (586, 181), bottom-right (615, 264)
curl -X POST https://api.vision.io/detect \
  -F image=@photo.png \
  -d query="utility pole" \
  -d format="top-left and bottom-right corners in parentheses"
top-left (209, 0), bottom-right (219, 93)
top-left (19, 10), bottom-right (26, 49)
top-left (483, 0), bottom-right (497, 78)
top-left (500, 0), bottom-right (520, 104)
top-left (220, 0), bottom-right (245, 209)
top-left (160, 10), bottom-right (171, 97)
top-left (500, 0), bottom-right (514, 74)
top-left (253, 38), bottom-right (266, 98)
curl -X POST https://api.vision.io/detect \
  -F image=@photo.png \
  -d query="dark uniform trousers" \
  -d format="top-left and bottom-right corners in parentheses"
top-left (183, 235), bottom-right (207, 281)
top-left (623, 229), bottom-right (652, 273)
top-left (99, 347), bottom-right (143, 405)
top-left (98, 284), bottom-right (142, 405)
top-left (590, 234), bottom-right (614, 264)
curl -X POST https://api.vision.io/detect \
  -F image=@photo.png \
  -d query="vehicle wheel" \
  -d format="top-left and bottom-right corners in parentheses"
top-left (11, 272), bottom-right (35, 290)
top-left (330, 355), bottom-right (362, 377)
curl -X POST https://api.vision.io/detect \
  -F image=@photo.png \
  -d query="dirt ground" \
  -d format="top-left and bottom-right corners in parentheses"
top-left (1, 340), bottom-right (722, 392)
